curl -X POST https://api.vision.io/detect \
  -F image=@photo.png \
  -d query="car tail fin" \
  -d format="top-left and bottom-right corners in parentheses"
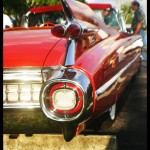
top-left (61, 0), bottom-right (105, 28)
top-left (52, 0), bottom-right (107, 39)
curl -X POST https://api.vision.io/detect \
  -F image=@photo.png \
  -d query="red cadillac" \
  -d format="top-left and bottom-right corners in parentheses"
top-left (3, 0), bottom-right (143, 142)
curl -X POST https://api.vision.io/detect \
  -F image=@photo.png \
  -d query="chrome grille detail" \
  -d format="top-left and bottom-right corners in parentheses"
top-left (3, 67), bottom-right (42, 109)
top-left (3, 83), bottom-right (42, 102)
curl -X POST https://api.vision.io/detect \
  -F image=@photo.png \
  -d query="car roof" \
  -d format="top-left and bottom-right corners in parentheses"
top-left (30, 4), bottom-right (112, 13)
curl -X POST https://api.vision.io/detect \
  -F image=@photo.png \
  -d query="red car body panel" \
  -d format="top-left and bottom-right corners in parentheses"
top-left (3, 30), bottom-right (66, 68)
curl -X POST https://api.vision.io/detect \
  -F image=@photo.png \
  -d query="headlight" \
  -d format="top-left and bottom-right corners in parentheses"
top-left (52, 89), bottom-right (76, 110)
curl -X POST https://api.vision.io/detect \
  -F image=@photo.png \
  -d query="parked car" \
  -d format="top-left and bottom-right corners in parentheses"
top-left (3, 0), bottom-right (143, 142)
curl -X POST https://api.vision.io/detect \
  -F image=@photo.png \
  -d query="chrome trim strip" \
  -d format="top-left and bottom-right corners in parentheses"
top-left (3, 67), bottom-right (42, 83)
top-left (3, 67), bottom-right (42, 109)
top-left (96, 54), bottom-right (140, 96)
top-left (3, 67), bottom-right (42, 72)
top-left (61, 0), bottom-right (74, 21)
top-left (64, 39), bottom-right (76, 66)
top-left (3, 102), bottom-right (40, 109)
top-left (4, 73), bottom-right (42, 82)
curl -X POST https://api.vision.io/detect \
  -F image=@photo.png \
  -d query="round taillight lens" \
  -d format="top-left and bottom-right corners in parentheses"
top-left (51, 25), bottom-right (66, 38)
top-left (67, 24), bottom-right (82, 38)
top-left (49, 82), bottom-right (83, 115)
top-left (52, 89), bottom-right (76, 110)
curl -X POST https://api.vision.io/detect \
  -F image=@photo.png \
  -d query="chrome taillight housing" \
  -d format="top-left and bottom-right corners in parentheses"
top-left (40, 81), bottom-right (84, 121)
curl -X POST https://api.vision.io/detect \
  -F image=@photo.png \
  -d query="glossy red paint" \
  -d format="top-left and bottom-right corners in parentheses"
top-left (3, 29), bottom-right (67, 68)
top-left (30, 5), bottom-right (63, 13)
top-left (74, 33), bottom-right (141, 117)
top-left (86, 4), bottom-right (112, 10)
top-left (43, 38), bottom-right (67, 67)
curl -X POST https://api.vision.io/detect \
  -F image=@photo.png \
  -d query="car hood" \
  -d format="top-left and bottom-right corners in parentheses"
top-left (3, 29), bottom-right (67, 68)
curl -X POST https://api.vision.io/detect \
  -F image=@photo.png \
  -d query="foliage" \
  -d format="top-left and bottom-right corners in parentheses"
top-left (120, 3), bottom-right (134, 24)
top-left (26, 0), bottom-right (84, 8)
top-left (26, 0), bottom-right (60, 7)
top-left (3, 0), bottom-right (84, 26)
top-left (3, 0), bottom-right (29, 26)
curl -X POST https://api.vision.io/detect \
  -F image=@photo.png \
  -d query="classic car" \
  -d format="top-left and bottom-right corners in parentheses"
top-left (3, 0), bottom-right (143, 142)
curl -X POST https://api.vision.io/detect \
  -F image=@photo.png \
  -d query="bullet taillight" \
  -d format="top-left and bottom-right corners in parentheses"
top-left (51, 23), bottom-right (82, 39)
top-left (51, 25), bottom-right (66, 38)
top-left (67, 24), bottom-right (82, 38)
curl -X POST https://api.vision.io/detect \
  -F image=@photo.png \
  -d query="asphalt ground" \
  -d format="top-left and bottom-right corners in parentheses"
top-left (83, 51), bottom-right (147, 150)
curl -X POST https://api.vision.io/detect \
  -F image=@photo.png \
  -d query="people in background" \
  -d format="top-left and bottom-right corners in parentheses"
top-left (131, 1), bottom-right (147, 47)
top-left (3, 14), bottom-right (13, 29)
top-left (102, 9), bottom-right (119, 30)
top-left (102, 9), bottom-right (109, 18)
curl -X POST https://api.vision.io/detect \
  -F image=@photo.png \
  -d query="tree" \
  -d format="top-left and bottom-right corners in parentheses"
top-left (3, 0), bottom-right (85, 26)
top-left (26, 0), bottom-right (60, 7)
top-left (120, 3), bottom-right (134, 24)
top-left (26, 0), bottom-right (84, 8)
top-left (3, 0), bottom-right (29, 26)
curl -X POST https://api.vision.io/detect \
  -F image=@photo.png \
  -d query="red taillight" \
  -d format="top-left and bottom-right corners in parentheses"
top-left (67, 24), bottom-right (82, 38)
top-left (51, 25), bottom-right (66, 38)
top-left (67, 100), bottom-right (83, 114)
top-left (49, 82), bottom-right (83, 115)
top-left (66, 83), bottom-right (83, 99)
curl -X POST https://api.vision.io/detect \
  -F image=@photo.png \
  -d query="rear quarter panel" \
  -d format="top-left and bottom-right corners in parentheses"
top-left (74, 32), bottom-right (142, 117)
